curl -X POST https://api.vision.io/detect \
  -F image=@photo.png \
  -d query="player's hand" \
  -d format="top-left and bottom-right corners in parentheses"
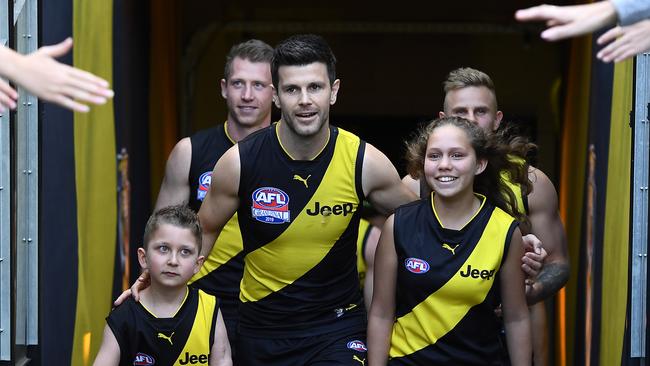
top-left (113, 270), bottom-right (150, 306)
top-left (0, 78), bottom-right (18, 113)
top-left (597, 20), bottom-right (650, 63)
top-left (521, 234), bottom-right (547, 278)
top-left (515, 2), bottom-right (617, 41)
top-left (11, 38), bottom-right (114, 112)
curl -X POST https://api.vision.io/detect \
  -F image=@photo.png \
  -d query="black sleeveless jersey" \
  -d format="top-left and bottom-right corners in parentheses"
top-left (389, 194), bottom-right (517, 365)
top-left (187, 123), bottom-right (243, 326)
top-left (187, 123), bottom-right (234, 212)
top-left (106, 288), bottom-right (218, 366)
top-left (236, 122), bottom-right (366, 337)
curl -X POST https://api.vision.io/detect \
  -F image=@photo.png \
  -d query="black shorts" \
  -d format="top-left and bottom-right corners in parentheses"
top-left (235, 328), bottom-right (368, 366)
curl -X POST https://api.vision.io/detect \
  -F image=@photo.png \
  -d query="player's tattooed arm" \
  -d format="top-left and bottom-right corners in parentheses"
top-left (525, 167), bottom-right (570, 304)
top-left (527, 262), bottom-right (570, 304)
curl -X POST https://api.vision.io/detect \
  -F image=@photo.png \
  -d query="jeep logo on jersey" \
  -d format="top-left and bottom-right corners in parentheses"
top-left (459, 264), bottom-right (495, 280)
top-left (133, 352), bottom-right (155, 365)
top-left (347, 340), bottom-right (368, 352)
top-left (196, 171), bottom-right (212, 201)
top-left (251, 187), bottom-right (290, 224)
top-left (405, 258), bottom-right (430, 274)
top-left (305, 202), bottom-right (355, 216)
top-left (179, 351), bottom-right (209, 364)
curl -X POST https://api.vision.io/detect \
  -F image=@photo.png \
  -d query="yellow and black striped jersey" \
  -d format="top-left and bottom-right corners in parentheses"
top-left (236, 123), bottom-right (366, 336)
top-left (389, 194), bottom-right (517, 365)
top-left (106, 288), bottom-right (218, 366)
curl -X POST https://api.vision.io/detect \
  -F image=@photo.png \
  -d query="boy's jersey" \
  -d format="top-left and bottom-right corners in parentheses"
top-left (236, 123), bottom-right (366, 336)
top-left (186, 123), bottom-right (243, 320)
top-left (389, 194), bottom-right (517, 365)
top-left (106, 288), bottom-right (218, 366)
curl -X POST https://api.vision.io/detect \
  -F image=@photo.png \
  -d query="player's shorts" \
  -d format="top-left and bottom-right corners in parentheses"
top-left (235, 328), bottom-right (368, 366)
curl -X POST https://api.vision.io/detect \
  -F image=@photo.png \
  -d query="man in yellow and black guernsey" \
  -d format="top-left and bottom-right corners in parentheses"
top-left (197, 34), bottom-right (417, 366)
top-left (152, 39), bottom-right (274, 358)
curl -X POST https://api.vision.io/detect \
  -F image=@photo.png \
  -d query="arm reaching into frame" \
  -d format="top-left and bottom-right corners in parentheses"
top-left (515, 1), bottom-right (618, 41)
top-left (0, 38), bottom-right (113, 113)
top-left (597, 19), bottom-right (650, 63)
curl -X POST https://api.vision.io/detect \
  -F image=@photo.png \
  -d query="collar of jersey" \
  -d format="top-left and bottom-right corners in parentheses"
top-left (139, 286), bottom-right (190, 319)
top-left (275, 121), bottom-right (331, 161)
top-left (430, 192), bottom-right (487, 230)
top-left (223, 120), bottom-right (236, 145)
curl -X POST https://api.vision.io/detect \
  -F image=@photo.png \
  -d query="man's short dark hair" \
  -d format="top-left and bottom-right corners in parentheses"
top-left (143, 205), bottom-right (202, 253)
top-left (271, 34), bottom-right (336, 87)
top-left (224, 39), bottom-right (273, 80)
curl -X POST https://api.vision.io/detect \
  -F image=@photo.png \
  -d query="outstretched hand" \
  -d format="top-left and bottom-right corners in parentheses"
top-left (515, 2), bottom-right (618, 41)
top-left (597, 19), bottom-right (650, 62)
top-left (0, 78), bottom-right (18, 113)
top-left (113, 270), bottom-right (150, 306)
top-left (9, 38), bottom-right (114, 112)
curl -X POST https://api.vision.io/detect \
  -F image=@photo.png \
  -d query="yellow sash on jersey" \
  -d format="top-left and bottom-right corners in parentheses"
top-left (174, 290), bottom-right (216, 365)
top-left (240, 129), bottom-right (360, 302)
top-left (189, 213), bottom-right (242, 283)
top-left (389, 208), bottom-right (513, 358)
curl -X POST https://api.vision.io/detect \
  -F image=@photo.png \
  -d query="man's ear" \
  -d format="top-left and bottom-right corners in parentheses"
top-left (330, 79), bottom-right (341, 105)
top-left (137, 247), bottom-right (148, 270)
top-left (475, 158), bottom-right (488, 175)
top-left (220, 79), bottom-right (228, 100)
top-left (273, 86), bottom-right (281, 109)
top-left (439, 111), bottom-right (446, 118)
top-left (493, 110), bottom-right (503, 131)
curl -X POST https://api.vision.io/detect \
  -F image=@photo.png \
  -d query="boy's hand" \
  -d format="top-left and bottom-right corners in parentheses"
top-left (113, 270), bottom-right (150, 306)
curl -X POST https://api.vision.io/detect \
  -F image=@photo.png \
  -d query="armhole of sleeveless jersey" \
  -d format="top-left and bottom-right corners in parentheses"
top-left (210, 296), bottom-right (219, 348)
top-left (500, 220), bottom-right (519, 268)
top-left (361, 224), bottom-right (372, 260)
top-left (237, 141), bottom-right (246, 199)
top-left (188, 135), bottom-right (196, 184)
top-left (105, 306), bottom-right (127, 359)
top-left (355, 140), bottom-right (366, 201)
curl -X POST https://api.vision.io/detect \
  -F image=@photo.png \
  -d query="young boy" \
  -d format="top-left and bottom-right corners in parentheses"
top-left (94, 205), bottom-right (232, 366)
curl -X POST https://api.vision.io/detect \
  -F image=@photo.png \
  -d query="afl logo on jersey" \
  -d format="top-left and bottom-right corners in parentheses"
top-left (347, 340), bottom-right (368, 352)
top-left (196, 171), bottom-right (212, 201)
top-left (405, 257), bottom-right (430, 274)
top-left (251, 187), bottom-right (291, 224)
top-left (133, 352), bottom-right (155, 365)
